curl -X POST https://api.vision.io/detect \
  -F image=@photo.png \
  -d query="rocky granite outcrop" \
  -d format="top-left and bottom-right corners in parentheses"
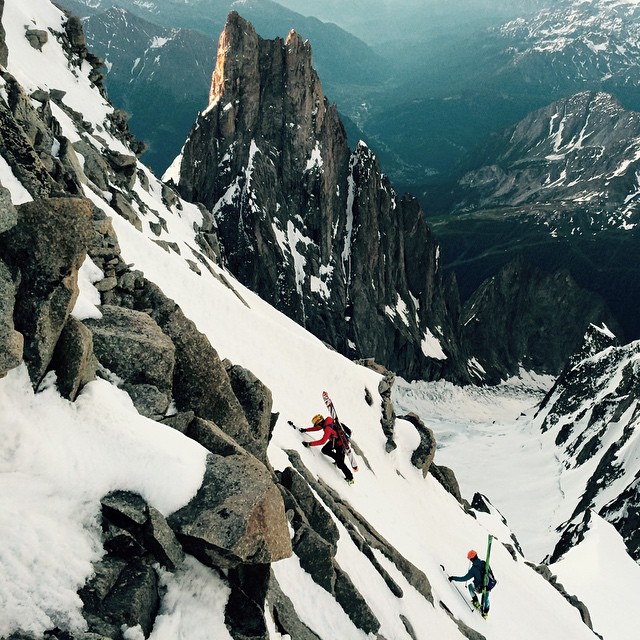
top-left (172, 11), bottom-right (468, 383)
top-left (0, 197), bottom-right (94, 385)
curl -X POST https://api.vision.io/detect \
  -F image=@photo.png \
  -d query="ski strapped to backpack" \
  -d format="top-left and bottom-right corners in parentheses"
top-left (322, 391), bottom-right (358, 471)
top-left (481, 534), bottom-right (497, 595)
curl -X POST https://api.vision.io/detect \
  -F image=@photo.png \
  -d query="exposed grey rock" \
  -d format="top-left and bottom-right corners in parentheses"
top-left (101, 490), bottom-right (184, 571)
top-left (0, 197), bottom-right (93, 384)
top-left (224, 361), bottom-right (274, 463)
top-left (98, 556), bottom-right (159, 637)
top-left (147, 505), bottom-right (185, 571)
top-left (73, 139), bottom-right (111, 191)
top-left (266, 570), bottom-right (322, 640)
top-left (225, 564), bottom-right (270, 640)
top-left (400, 614), bottom-right (417, 640)
top-left (0, 0), bottom-right (8, 68)
top-left (106, 150), bottom-right (137, 190)
top-left (334, 565), bottom-right (380, 635)
top-left (79, 557), bottom-right (128, 612)
top-left (279, 468), bottom-right (382, 635)
top-left (25, 29), bottom-right (48, 51)
top-left (438, 601), bottom-right (487, 640)
top-left (283, 453), bottom-right (432, 631)
top-left (85, 304), bottom-right (175, 416)
top-left (527, 559), bottom-right (597, 632)
top-left (58, 137), bottom-right (88, 188)
top-left (400, 412), bottom-right (436, 477)
top-left (278, 466), bottom-right (340, 545)
top-left (102, 491), bottom-right (149, 527)
top-left (186, 416), bottom-right (249, 457)
top-left (110, 190), bottom-right (141, 231)
top-left (160, 410), bottom-right (195, 434)
top-left (0, 93), bottom-right (55, 198)
top-left (0, 258), bottom-right (23, 377)
top-left (293, 524), bottom-right (336, 591)
top-left (134, 281), bottom-right (256, 451)
top-left (430, 464), bottom-right (463, 503)
top-left (168, 454), bottom-right (292, 569)
top-left (0, 183), bottom-right (17, 233)
top-left (122, 382), bottom-right (171, 419)
top-left (50, 315), bottom-right (96, 400)
top-left (65, 15), bottom-right (87, 48)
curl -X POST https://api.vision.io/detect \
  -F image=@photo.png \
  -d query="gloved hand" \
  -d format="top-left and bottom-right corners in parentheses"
top-left (298, 428), bottom-right (306, 433)
top-left (302, 441), bottom-right (310, 448)
top-left (448, 576), bottom-right (454, 582)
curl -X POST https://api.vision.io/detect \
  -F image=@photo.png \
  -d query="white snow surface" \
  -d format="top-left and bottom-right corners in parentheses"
top-left (0, 1), bottom-right (637, 639)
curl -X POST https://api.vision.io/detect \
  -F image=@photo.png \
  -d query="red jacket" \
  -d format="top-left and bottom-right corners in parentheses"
top-left (304, 417), bottom-right (343, 447)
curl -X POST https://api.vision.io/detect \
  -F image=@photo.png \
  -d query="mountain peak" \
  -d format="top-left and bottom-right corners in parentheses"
top-left (173, 14), bottom-right (468, 382)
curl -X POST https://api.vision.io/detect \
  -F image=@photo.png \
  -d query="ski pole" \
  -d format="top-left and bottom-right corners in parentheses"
top-left (440, 565), bottom-right (474, 611)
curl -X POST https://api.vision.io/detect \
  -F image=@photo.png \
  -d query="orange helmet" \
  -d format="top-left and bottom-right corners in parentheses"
top-left (467, 549), bottom-right (477, 560)
top-left (312, 414), bottom-right (324, 426)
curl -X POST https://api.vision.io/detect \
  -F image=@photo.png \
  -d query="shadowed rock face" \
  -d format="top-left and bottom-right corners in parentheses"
top-left (461, 256), bottom-right (619, 383)
top-left (174, 11), bottom-right (468, 383)
top-left (0, 197), bottom-right (94, 384)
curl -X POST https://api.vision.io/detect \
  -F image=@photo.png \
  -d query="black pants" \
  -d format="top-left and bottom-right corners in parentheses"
top-left (321, 442), bottom-right (353, 481)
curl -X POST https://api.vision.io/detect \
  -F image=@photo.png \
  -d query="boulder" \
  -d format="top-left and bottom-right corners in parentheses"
top-left (225, 361), bottom-right (274, 461)
top-left (98, 556), bottom-right (159, 637)
top-left (85, 305), bottom-right (175, 417)
top-left (101, 490), bottom-right (184, 571)
top-left (168, 454), bottom-right (292, 569)
top-left (430, 464), bottom-right (463, 503)
top-left (136, 281), bottom-right (254, 448)
top-left (0, 197), bottom-right (93, 384)
top-left (25, 29), bottom-right (48, 51)
top-left (186, 416), bottom-right (249, 457)
top-left (401, 412), bottom-right (436, 476)
top-left (50, 315), bottom-right (96, 400)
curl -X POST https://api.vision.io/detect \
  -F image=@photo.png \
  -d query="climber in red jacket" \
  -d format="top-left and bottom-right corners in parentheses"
top-left (299, 414), bottom-right (354, 484)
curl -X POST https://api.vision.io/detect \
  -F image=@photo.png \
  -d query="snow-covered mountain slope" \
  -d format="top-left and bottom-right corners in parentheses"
top-left (497, 0), bottom-right (640, 90)
top-left (453, 91), bottom-right (640, 233)
top-left (394, 324), bottom-right (640, 640)
top-left (0, 1), bottom-right (635, 639)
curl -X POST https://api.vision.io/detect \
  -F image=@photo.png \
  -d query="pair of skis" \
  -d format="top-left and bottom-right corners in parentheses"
top-left (442, 534), bottom-right (494, 617)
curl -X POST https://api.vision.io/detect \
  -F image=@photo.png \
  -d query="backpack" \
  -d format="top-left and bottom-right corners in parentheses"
top-left (483, 564), bottom-right (497, 591)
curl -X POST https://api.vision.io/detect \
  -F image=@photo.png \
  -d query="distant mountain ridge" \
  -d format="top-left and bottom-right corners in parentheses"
top-left (430, 89), bottom-right (640, 345)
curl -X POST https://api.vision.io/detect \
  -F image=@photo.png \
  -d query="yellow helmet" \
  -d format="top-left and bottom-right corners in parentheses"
top-left (312, 414), bottom-right (324, 425)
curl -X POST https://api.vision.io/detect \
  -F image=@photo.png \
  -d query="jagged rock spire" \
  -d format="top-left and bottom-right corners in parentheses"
top-left (172, 12), bottom-right (467, 381)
